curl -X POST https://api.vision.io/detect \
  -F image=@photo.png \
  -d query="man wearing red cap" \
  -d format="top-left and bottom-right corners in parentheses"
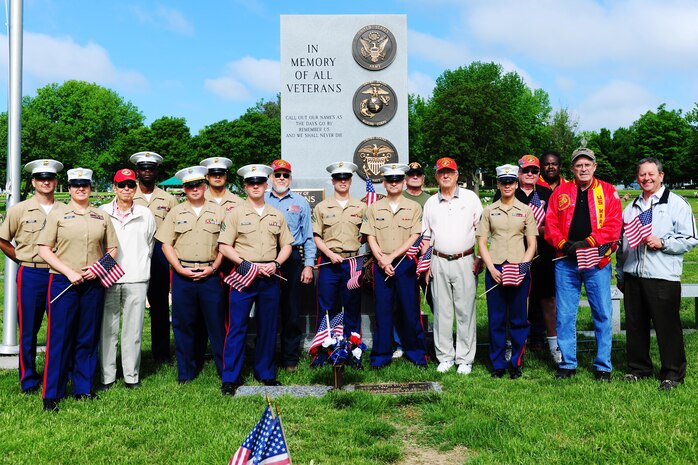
top-left (98, 169), bottom-right (156, 390)
top-left (264, 159), bottom-right (316, 371)
top-left (422, 157), bottom-right (483, 375)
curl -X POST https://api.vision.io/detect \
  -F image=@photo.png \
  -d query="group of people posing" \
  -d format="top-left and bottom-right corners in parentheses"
top-left (2, 146), bottom-right (694, 412)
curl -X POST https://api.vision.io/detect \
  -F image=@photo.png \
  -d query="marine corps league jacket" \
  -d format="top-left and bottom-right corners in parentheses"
top-left (544, 178), bottom-right (622, 268)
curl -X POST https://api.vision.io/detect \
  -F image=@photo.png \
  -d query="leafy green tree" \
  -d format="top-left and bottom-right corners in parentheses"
top-left (583, 129), bottom-right (616, 183)
top-left (542, 108), bottom-right (578, 164)
top-left (407, 93), bottom-right (429, 179)
top-left (421, 62), bottom-right (551, 188)
top-left (608, 126), bottom-right (636, 185)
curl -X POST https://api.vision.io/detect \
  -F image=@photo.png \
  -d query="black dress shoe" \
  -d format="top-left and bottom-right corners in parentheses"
top-left (43, 399), bottom-right (60, 412)
top-left (96, 382), bottom-right (115, 392)
top-left (659, 379), bottom-right (682, 391)
top-left (594, 370), bottom-right (612, 383)
top-left (510, 367), bottom-right (523, 380)
top-left (74, 392), bottom-right (99, 401)
top-left (221, 382), bottom-right (240, 396)
top-left (124, 381), bottom-right (141, 389)
top-left (261, 379), bottom-right (282, 387)
top-left (491, 369), bottom-right (506, 378)
top-left (555, 368), bottom-right (577, 379)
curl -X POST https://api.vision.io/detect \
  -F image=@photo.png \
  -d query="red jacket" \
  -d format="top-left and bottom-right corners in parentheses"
top-left (545, 178), bottom-right (622, 267)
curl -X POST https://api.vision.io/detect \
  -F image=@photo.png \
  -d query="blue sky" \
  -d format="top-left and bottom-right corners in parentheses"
top-left (1, 0), bottom-right (696, 135)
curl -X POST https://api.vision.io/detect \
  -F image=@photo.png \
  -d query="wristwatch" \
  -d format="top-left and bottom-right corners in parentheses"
top-left (273, 260), bottom-right (281, 270)
top-left (660, 238), bottom-right (666, 250)
top-left (211, 266), bottom-right (218, 273)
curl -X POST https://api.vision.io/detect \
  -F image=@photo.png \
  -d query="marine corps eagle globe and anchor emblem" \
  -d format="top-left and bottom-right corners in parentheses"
top-left (352, 81), bottom-right (397, 127)
top-left (353, 137), bottom-right (399, 183)
top-left (352, 25), bottom-right (397, 71)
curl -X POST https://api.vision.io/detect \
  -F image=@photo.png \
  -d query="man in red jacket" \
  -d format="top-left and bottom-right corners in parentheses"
top-left (545, 147), bottom-right (622, 382)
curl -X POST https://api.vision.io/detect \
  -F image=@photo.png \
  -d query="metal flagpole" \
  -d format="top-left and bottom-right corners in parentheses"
top-left (0, 0), bottom-right (22, 355)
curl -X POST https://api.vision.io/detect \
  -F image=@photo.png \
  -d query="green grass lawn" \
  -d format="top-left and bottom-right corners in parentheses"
top-left (0, 190), bottom-right (698, 464)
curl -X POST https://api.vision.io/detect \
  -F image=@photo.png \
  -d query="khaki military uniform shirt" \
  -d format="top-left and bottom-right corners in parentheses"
top-left (204, 189), bottom-right (243, 214)
top-left (476, 199), bottom-right (538, 264)
top-left (0, 196), bottom-right (65, 264)
top-left (133, 186), bottom-right (177, 230)
top-left (312, 197), bottom-right (365, 253)
top-left (218, 203), bottom-right (293, 262)
top-left (37, 203), bottom-right (119, 274)
top-left (360, 197), bottom-right (422, 254)
top-left (155, 200), bottom-right (225, 263)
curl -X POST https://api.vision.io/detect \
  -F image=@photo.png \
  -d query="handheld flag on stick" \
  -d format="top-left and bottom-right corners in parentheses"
top-left (346, 256), bottom-right (364, 290)
top-left (88, 253), bottom-right (125, 288)
top-left (364, 177), bottom-right (378, 206)
top-left (416, 245), bottom-right (432, 277)
top-left (624, 208), bottom-right (653, 248)
top-left (576, 243), bottom-right (613, 270)
top-left (228, 406), bottom-right (274, 465)
top-left (529, 191), bottom-right (546, 229)
top-left (501, 262), bottom-right (531, 286)
top-left (405, 235), bottom-right (423, 260)
top-left (224, 260), bottom-right (260, 291)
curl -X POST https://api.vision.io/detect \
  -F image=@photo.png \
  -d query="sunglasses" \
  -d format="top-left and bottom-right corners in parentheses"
top-left (274, 172), bottom-right (291, 179)
top-left (522, 168), bottom-right (540, 174)
top-left (116, 181), bottom-right (137, 189)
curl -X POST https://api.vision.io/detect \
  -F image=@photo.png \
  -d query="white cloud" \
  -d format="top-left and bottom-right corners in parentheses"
top-left (577, 80), bottom-right (658, 130)
top-left (205, 56), bottom-right (279, 101)
top-left (465, 0), bottom-right (698, 70)
top-left (408, 71), bottom-right (435, 98)
top-left (130, 5), bottom-right (194, 36)
top-left (408, 29), bottom-right (471, 68)
top-left (0, 32), bottom-right (147, 90)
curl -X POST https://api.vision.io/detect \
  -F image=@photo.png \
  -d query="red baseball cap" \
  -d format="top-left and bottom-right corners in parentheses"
top-left (114, 168), bottom-right (137, 183)
top-left (518, 155), bottom-right (540, 169)
top-left (435, 157), bottom-right (458, 172)
top-left (271, 159), bottom-right (292, 172)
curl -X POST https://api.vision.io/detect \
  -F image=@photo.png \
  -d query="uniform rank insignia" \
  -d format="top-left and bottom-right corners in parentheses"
top-left (513, 213), bottom-right (525, 218)
top-left (205, 219), bottom-right (220, 225)
top-left (288, 205), bottom-right (300, 213)
top-left (157, 206), bottom-right (170, 211)
top-left (89, 212), bottom-right (104, 220)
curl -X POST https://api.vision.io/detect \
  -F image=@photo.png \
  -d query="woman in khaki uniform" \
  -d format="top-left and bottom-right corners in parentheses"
top-left (38, 168), bottom-right (119, 412)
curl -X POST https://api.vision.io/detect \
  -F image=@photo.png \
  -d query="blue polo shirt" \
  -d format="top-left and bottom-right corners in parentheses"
top-left (265, 190), bottom-right (317, 266)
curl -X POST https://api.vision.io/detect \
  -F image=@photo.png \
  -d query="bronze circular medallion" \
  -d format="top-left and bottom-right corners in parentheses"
top-left (353, 137), bottom-right (399, 182)
top-left (352, 81), bottom-right (398, 127)
top-left (352, 25), bottom-right (397, 71)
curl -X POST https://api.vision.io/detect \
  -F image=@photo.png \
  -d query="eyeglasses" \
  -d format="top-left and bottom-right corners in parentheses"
top-left (116, 181), bottom-right (137, 189)
top-left (274, 172), bottom-right (291, 179)
top-left (522, 168), bottom-right (540, 175)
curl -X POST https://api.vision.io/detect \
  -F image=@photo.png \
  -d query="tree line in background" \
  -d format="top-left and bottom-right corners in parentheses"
top-left (1, 62), bottom-right (697, 196)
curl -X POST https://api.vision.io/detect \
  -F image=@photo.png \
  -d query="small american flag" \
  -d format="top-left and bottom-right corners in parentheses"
top-left (576, 243), bottom-right (613, 270)
top-left (624, 208), bottom-right (653, 248)
top-left (529, 191), bottom-right (546, 228)
top-left (224, 260), bottom-right (260, 291)
top-left (501, 262), bottom-right (531, 286)
top-left (88, 253), bottom-right (125, 288)
top-left (346, 256), bottom-right (364, 290)
top-left (229, 406), bottom-right (274, 465)
top-left (255, 417), bottom-right (290, 465)
top-left (416, 246), bottom-right (432, 276)
top-left (309, 311), bottom-right (344, 354)
top-left (365, 177), bottom-right (378, 206)
top-left (405, 235), bottom-right (423, 260)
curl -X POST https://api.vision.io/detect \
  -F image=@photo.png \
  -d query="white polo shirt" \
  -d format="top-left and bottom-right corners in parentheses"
top-left (422, 187), bottom-right (483, 255)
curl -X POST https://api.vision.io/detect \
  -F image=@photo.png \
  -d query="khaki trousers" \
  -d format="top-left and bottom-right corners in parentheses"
top-left (99, 282), bottom-right (148, 384)
top-left (431, 255), bottom-right (477, 365)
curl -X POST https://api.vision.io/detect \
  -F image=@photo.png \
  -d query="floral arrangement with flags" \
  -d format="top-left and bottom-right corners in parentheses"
top-left (88, 253), bottom-right (125, 288)
top-left (576, 243), bottom-right (614, 270)
top-left (229, 403), bottom-right (291, 465)
top-left (501, 261), bottom-right (531, 286)
top-left (224, 260), bottom-right (260, 291)
top-left (308, 310), bottom-right (366, 368)
top-left (624, 208), bottom-right (653, 248)
top-left (529, 191), bottom-right (546, 229)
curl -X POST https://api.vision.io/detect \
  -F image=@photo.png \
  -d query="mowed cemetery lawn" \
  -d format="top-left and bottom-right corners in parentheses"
top-left (0, 190), bottom-right (697, 464)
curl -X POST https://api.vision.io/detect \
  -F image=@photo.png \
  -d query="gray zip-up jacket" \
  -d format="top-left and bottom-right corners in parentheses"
top-left (616, 188), bottom-right (698, 282)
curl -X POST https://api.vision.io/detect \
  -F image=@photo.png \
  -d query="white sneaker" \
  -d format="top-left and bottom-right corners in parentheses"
top-left (551, 347), bottom-right (562, 364)
top-left (392, 348), bottom-right (404, 359)
top-left (457, 363), bottom-right (473, 375)
top-left (436, 361), bottom-right (455, 373)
